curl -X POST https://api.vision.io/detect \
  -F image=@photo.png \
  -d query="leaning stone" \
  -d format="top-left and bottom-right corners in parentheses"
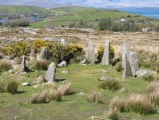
top-left (86, 40), bottom-right (95, 64)
top-left (102, 40), bottom-right (110, 65)
top-left (129, 51), bottom-right (139, 74)
top-left (21, 82), bottom-right (30, 86)
top-left (58, 61), bottom-right (67, 67)
top-left (45, 62), bottom-right (56, 83)
top-left (123, 53), bottom-right (133, 77)
top-left (39, 47), bottom-right (49, 60)
top-left (122, 40), bottom-right (130, 67)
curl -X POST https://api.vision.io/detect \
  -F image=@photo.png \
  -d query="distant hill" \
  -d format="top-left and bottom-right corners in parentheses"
top-left (0, 5), bottom-right (51, 17)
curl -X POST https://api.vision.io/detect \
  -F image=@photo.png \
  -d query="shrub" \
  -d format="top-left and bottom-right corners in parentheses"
top-left (87, 90), bottom-right (101, 103)
top-left (57, 83), bottom-right (72, 96)
top-left (29, 91), bottom-right (50, 104)
top-left (0, 82), bottom-right (6, 92)
top-left (0, 59), bottom-right (12, 71)
top-left (1, 41), bottom-right (30, 57)
top-left (49, 89), bottom-right (62, 102)
top-left (4, 18), bottom-right (29, 27)
top-left (7, 80), bottom-right (18, 94)
top-left (108, 107), bottom-right (120, 120)
top-left (97, 46), bottom-right (114, 63)
top-left (127, 94), bottom-right (156, 114)
top-left (99, 79), bottom-right (121, 91)
top-left (109, 97), bottom-right (126, 112)
top-left (142, 74), bottom-right (155, 82)
top-left (34, 60), bottom-right (49, 71)
top-left (147, 81), bottom-right (159, 93)
top-left (114, 63), bottom-right (122, 72)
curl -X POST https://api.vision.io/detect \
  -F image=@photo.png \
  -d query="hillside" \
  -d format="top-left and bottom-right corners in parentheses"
top-left (0, 5), bottom-right (51, 17)
top-left (31, 6), bottom-right (159, 29)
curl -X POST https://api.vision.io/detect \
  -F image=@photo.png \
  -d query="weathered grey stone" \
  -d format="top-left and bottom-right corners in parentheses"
top-left (123, 53), bottom-right (133, 77)
top-left (61, 38), bottom-right (68, 46)
top-left (122, 40), bottom-right (130, 67)
top-left (21, 82), bottom-right (30, 86)
top-left (86, 40), bottom-right (95, 64)
top-left (79, 59), bottom-right (86, 64)
top-left (22, 55), bottom-right (26, 71)
top-left (45, 62), bottom-right (56, 83)
top-left (135, 69), bottom-right (157, 77)
top-left (62, 70), bottom-right (69, 74)
top-left (102, 40), bottom-right (110, 65)
top-left (99, 76), bottom-right (113, 81)
top-left (130, 51), bottom-right (139, 74)
top-left (39, 47), bottom-right (49, 60)
top-left (58, 61), bottom-right (67, 67)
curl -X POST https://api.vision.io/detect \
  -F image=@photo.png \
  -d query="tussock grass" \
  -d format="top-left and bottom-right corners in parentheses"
top-left (142, 74), bottom-right (156, 82)
top-left (87, 90), bottom-right (102, 103)
top-left (0, 82), bottom-right (6, 92)
top-left (108, 107), bottom-right (120, 120)
top-left (7, 80), bottom-right (18, 95)
top-left (35, 60), bottom-right (49, 71)
top-left (147, 81), bottom-right (159, 93)
top-left (29, 91), bottom-right (50, 104)
top-left (109, 97), bottom-right (126, 112)
top-left (127, 94), bottom-right (156, 114)
top-left (0, 59), bottom-right (12, 71)
top-left (99, 79), bottom-right (121, 91)
top-left (114, 63), bottom-right (122, 72)
top-left (57, 83), bottom-right (72, 96)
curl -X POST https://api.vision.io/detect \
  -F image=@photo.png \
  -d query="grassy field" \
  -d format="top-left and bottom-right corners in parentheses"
top-left (0, 63), bottom-right (158, 120)
top-left (0, 5), bottom-right (50, 17)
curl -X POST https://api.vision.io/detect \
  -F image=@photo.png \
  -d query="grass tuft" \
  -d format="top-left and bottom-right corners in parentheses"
top-left (0, 82), bottom-right (6, 92)
top-left (7, 80), bottom-right (18, 95)
top-left (142, 74), bottom-right (156, 82)
top-left (34, 60), bottom-right (49, 71)
top-left (0, 59), bottom-right (12, 71)
top-left (99, 79), bottom-right (121, 91)
top-left (87, 90), bottom-right (102, 103)
top-left (108, 107), bottom-right (120, 120)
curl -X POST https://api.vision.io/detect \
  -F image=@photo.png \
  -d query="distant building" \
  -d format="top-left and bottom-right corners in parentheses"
top-left (142, 27), bottom-right (151, 32)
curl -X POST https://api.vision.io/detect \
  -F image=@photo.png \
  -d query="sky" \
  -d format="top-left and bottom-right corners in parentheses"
top-left (0, 0), bottom-right (159, 8)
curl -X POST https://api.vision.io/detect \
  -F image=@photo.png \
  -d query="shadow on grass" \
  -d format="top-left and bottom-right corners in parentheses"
top-left (17, 91), bottom-right (26, 94)
top-left (55, 78), bottom-right (66, 82)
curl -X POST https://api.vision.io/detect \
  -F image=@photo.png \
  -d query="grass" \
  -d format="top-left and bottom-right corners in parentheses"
top-left (0, 64), bottom-right (159, 119)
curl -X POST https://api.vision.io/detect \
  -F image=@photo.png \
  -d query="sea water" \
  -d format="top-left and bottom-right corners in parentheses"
top-left (121, 8), bottom-right (159, 19)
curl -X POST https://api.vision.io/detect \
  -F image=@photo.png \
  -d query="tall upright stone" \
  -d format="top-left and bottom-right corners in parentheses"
top-left (123, 53), bottom-right (133, 77)
top-left (22, 55), bottom-right (26, 71)
top-left (130, 51), bottom-right (139, 74)
top-left (45, 62), bottom-right (56, 83)
top-left (39, 47), bottom-right (49, 60)
top-left (122, 40), bottom-right (130, 67)
top-left (61, 38), bottom-right (68, 46)
top-left (102, 40), bottom-right (110, 65)
top-left (86, 40), bottom-right (95, 64)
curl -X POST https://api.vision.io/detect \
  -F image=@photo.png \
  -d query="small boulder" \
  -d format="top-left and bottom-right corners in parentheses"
top-left (99, 76), bottom-right (113, 81)
top-left (62, 70), bottom-right (69, 74)
top-left (21, 82), bottom-right (30, 86)
top-left (58, 61), bottom-right (67, 67)
top-left (135, 69), bottom-right (157, 77)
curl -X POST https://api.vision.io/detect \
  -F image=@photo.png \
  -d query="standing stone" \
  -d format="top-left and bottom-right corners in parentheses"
top-left (101, 40), bottom-right (110, 65)
top-left (22, 55), bottom-right (30, 72)
top-left (61, 38), bottom-right (68, 46)
top-left (123, 53), bottom-right (132, 77)
top-left (39, 47), bottom-right (49, 60)
top-left (86, 40), bottom-right (95, 64)
top-left (122, 40), bottom-right (130, 67)
top-left (130, 51), bottom-right (139, 74)
top-left (45, 62), bottom-right (56, 83)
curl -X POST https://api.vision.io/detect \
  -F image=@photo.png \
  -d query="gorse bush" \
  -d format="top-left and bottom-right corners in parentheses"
top-left (99, 79), bottom-right (121, 91)
top-left (1, 41), bottom-right (30, 58)
top-left (0, 59), bottom-right (12, 71)
top-left (7, 80), bottom-right (18, 94)
top-left (87, 90), bottom-right (101, 103)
